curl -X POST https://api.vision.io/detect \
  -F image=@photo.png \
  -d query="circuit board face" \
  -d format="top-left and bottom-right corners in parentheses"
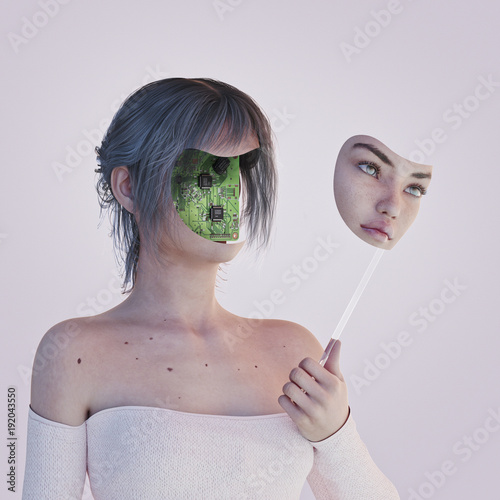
top-left (171, 149), bottom-right (240, 241)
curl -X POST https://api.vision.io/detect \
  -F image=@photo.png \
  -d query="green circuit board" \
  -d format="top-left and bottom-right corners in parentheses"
top-left (171, 149), bottom-right (240, 241)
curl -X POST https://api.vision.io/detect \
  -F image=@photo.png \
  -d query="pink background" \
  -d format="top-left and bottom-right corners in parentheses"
top-left (2, 1), bottom-right (499, 498)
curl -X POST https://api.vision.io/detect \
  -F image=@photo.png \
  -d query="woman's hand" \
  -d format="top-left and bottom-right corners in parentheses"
top-left (278, 339), bottom-right (349, 442)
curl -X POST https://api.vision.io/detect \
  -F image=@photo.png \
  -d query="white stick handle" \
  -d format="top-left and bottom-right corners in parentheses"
top-left (319, 248), bottom-right (384, 366)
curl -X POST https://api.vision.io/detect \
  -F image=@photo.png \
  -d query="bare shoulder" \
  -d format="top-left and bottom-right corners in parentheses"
top-left (248, 317), bottom-right (325, 365)
top-left (270, 318), bottom-right (324, 357)
top-left (30, 317), bottom-right (105, 426)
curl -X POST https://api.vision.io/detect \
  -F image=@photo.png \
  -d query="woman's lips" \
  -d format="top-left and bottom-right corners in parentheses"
top-left (360, 224), bottom-right (392, 243)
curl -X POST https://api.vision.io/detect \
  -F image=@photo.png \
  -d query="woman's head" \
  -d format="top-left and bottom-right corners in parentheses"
top-left (334, 135), bottom-right (433, 249)
top-left (95, 78), bottom-right (277, 292)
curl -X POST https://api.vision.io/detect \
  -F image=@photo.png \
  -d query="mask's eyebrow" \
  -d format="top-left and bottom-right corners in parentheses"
top-left (352, 142), bottom-right (394, 167)
top-left (352, 142), bottom-right (432, 179)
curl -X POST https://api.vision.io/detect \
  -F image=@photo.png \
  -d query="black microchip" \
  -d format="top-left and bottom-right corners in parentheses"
top-left (210, 206), bottom-right (224, 222)
top-left (213, 157), bottom-right (230, 175)
top-left (198, 173), bottom-right (212, 189)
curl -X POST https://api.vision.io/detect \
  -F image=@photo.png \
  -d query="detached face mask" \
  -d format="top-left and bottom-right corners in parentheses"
top-left (171, 148), bottom-right (255, 242)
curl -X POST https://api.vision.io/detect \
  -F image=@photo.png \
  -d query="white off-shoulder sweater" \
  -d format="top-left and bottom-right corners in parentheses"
top-left (22, 405), bottom-right (400, 499)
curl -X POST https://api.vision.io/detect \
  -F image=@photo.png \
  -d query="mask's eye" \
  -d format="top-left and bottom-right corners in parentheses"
top-left (404, 185), bottom-right (426, 198)
top-left (357, 162), bottom-right (379, 178)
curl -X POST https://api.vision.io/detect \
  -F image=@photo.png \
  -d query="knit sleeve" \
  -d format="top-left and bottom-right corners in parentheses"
top-left (306, 409), bottom-right (400, 500)
top-left (22, 406), bottom-right (87, 500)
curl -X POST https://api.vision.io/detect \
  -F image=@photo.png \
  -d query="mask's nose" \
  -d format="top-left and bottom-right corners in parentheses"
top-left (375, 185), bottom-right (401, 219)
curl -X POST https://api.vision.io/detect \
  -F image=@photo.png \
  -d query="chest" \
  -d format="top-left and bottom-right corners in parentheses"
top-left (85, 408), bottom-right (312, 500)
top-left (87, 332), bottom-right (290, 417)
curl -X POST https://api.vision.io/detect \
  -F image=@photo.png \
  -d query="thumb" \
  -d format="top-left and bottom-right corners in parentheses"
top-left (324, 339), bottom-right (344, 381)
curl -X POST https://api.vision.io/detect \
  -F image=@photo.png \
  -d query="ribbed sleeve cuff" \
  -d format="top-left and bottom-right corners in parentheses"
top-left (22, 406), bottom-right (87, 500)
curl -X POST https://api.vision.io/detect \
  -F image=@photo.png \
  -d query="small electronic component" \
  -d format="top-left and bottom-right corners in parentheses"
top-left (198, 173), bottom-right (212, 189)
top-left (210, 206), bottom-right (224, 222)
top-left (212, 157), bottom-right (230, 175)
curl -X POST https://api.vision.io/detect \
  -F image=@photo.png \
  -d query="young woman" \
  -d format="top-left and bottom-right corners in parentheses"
top-left (22, 78), bottom-right (400, 499)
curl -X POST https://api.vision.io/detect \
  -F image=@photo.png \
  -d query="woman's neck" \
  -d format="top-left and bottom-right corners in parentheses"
top-left (116, 248), bottom-right (227, 333)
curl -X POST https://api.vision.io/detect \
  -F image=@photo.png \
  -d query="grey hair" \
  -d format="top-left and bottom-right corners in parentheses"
top-left (94, 78), bottom-right (278, 293)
